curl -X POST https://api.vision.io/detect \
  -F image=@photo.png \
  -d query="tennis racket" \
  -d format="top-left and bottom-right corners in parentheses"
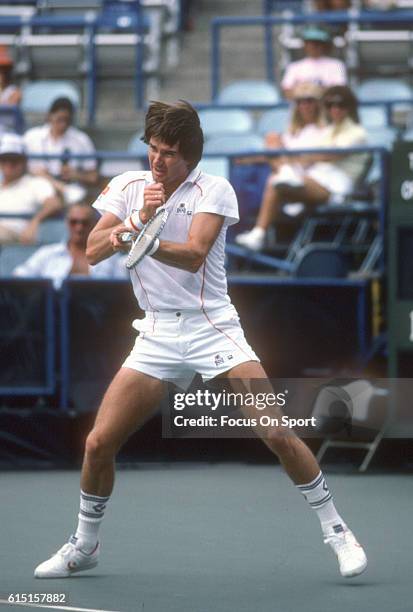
top-left (120, 207), bottom-right (169, 269)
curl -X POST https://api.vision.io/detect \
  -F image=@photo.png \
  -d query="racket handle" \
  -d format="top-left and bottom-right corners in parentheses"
top-left (118, 231), bottom-right (136, 243)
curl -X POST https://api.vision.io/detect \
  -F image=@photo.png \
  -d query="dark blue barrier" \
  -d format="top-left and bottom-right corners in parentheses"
top-left (229, 275), bottom-right (372, 375)
top-left (0, 276), bottom-right (373, 410)
top-left (0, 278), bottom-right (55, 395)
top-left (59, 278), bottom-right (139, 411)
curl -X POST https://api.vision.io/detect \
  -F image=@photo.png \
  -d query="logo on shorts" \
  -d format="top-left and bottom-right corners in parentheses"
top-left (214, 354), bottom-right (224, 366)
top-left (227, 354), bottom-right (234, 360)
top-left (176, 203), bottom-right (192, 216)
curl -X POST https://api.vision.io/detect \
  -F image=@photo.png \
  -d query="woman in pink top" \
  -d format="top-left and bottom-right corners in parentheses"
top-left (281, 27), bottom-right (347, 100)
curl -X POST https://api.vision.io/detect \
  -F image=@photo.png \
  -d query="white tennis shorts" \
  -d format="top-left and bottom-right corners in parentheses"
top-left (122, 304), bottom-right (259, 382)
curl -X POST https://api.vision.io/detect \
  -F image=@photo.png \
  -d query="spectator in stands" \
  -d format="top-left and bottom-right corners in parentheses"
top-left (311, 0), bottom-right (350, 9)
top-left (24, 97), bottom-right (99, 206)
top-left (13, 202), bottom-right (127, 289)
top-left (363, 0), bottom-right (395, 7)
top-left (235, 85), bottom-right (368, 251)
top-left (281, 27), bottom-right (347, 99)
top-left (263, 81), bottom-right (326, 161)
top-left (0, 133), bottom-right (62, 244)
top-left (0, 46), bottom-right (21, 106)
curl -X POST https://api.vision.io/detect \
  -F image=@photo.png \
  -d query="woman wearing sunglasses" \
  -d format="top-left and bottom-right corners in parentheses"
top-left (235, 85), bottom-right (368, 251)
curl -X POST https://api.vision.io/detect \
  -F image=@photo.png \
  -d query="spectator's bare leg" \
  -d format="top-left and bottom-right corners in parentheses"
top-left (255, 175), bottom-right (284, 229)
top-left (256, 176), bottom-right (330, 231)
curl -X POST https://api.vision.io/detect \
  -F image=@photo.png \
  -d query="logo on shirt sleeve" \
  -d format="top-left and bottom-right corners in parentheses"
top-left (97, 184), bottom-right (110, 200)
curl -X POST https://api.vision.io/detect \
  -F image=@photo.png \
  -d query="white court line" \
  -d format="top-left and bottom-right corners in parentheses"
top-left (0, 600), bottom-right (121, 612)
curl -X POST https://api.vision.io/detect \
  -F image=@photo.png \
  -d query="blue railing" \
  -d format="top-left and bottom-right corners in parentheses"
top-left (211, 11), bottom-right (413, 99)
top-left (195, 100), bottom-right (412, 127)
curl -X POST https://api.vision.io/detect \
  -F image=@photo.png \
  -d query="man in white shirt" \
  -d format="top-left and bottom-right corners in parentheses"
top-left (0, 133), bottom-right (62, 244)
top-left (34, 101), bottom-right (367, 581)
top-left (281, 27), bottom-right (347, 99)
top-left (13, 202), bottom-right (127, 288)
top-left (24, 97), bottom-right (99, 205)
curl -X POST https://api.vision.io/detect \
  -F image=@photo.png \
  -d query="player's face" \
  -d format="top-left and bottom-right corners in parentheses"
top-left (148, 138), bottom-right (191, 189)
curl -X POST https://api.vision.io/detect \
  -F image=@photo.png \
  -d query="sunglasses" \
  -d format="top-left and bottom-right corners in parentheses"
top-left (68, 218), bottom-right (90, 226)
top-left (324, 100), bottom-right (347, 109)
top-left (295, 97), bottom-right (317, 104)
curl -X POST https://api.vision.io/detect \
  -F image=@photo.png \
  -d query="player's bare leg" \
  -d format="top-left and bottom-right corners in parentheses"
top-left (220, 361), bottom-right (367, 577)
top-left (34, 368), bottom-right (165, 578)
top-left (220, 360), bottom-right (319, 483)
top-left (81, 367), bottom-right (166, 496)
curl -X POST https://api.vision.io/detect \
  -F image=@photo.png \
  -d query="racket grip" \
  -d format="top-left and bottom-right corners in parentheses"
top-left (118, 231), bottom-right (135, 243)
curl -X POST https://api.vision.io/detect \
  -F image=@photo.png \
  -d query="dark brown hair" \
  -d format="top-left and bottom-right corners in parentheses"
top-left (49, 97), bottom-right (74, 117)
top-left (322, 85), bottom-right (360, 123)
top-left (143, 100), bottom-right (204, 170)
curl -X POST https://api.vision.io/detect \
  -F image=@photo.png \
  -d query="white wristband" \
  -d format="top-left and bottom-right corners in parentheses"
top-left (124, 211), bottom-right (144, 232)
top-left (147, 237), bottom-right (160, 257)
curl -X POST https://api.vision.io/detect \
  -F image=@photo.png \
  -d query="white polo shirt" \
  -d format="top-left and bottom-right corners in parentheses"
top-left (24, 124), bottom-right (97, 176)
top-left (93, 168), bottom-right (239, 312)
top-left (282, 123), bottom-right (327, 149)
top-left (281, 57), bottom-right (347, 91)
top-left (0, 174), bottom-right (55, 234)
top-left (13, 241), bottom-right (127, 289)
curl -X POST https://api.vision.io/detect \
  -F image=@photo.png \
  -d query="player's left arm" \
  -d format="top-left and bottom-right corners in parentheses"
top-left (151, 212), bottom-right (224, 273)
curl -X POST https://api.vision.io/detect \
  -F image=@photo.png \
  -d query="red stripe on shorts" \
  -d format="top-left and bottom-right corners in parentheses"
top-left (200, 261), bottom-right (252, 361)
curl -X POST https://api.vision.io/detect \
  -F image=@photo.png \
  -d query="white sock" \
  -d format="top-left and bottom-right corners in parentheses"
top-left (297, 471), bottom-right (345, 533)
top-left (74, 490), bottom-right (110, 552)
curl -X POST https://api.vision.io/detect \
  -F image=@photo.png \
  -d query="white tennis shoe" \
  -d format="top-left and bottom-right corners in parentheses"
top-left (235, 227), bottom-right (266, 251)
top-left (324, 524), bottom-right (367, 578)
top-left (34, 536), bottom-right (99, 578)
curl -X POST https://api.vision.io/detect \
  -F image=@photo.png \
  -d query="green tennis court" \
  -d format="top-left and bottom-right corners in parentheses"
top-left (0, 464), bottom-right (410, 612)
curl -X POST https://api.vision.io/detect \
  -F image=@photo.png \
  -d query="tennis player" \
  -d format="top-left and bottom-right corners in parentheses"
top-left (34, 101), bottom-right (367, 579)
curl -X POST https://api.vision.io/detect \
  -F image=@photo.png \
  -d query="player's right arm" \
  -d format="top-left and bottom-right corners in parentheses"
top-left (88, 173), bottom-right (164, 264)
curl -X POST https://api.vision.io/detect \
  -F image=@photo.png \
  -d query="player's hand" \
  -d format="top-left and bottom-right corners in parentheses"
top-left (141, 183), bottom-right (165, 224)
top-left (109, 224), bottom-right (132, 252)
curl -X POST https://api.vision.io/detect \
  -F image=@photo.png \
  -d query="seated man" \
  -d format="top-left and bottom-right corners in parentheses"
top-left (0, 133), bottom-right (62, 244)
top-left (13, 202), bottom-right (127, 289)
